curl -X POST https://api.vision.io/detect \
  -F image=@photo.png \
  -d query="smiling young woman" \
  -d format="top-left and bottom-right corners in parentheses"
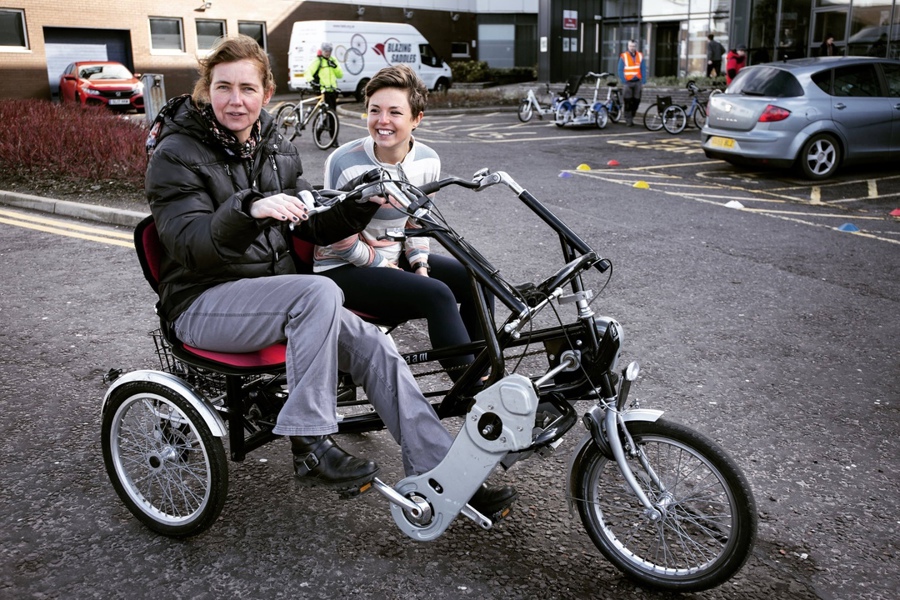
top-left (315, 64), bottom-right (497, 384)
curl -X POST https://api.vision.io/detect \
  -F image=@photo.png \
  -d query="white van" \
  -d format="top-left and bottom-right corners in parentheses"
top-left (287, 20), bottom-right (453, 101)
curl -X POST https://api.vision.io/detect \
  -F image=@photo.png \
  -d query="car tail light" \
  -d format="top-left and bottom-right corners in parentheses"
top-left (758, 105), bottom-right (791, 122)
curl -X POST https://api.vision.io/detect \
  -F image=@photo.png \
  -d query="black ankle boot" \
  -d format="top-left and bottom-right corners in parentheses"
top-left (290, 435), bottom-right (379, 491)
top-left (469, 483), bottom-right (518, 519)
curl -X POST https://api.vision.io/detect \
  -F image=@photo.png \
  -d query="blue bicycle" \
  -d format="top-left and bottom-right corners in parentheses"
top-left (661, 81), bottom-right (710, 134)
top-left (589, 72), bottom-right (625, 128)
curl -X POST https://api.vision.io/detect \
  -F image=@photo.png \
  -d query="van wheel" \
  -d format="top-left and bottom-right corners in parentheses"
top-left (354, 79), bottom-right (370, 103)
top-left (434, 78), bottom-right (450, 94)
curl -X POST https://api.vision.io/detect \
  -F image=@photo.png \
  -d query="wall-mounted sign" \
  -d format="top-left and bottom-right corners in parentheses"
top-left (563, 10), bottom-right (578, 31)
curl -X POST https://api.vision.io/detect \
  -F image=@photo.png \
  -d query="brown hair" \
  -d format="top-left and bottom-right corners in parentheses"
top-left (192, 35), bottom-right (275, 106)
top-left (364, 64), bottom-right (428, 117)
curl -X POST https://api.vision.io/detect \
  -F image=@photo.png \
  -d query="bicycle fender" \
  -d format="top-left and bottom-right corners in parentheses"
top-left (101, 369), bottom-right (227, 438)
top-left (565, 408), bottom-right (664, 516)
top-left (388, 374), bottom-right (538, 541)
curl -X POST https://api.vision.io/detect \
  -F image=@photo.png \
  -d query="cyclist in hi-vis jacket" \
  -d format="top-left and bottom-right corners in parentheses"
top-left (617, 39), bottom-right (648, 127)
top-left (307, 42), bottom-right (343, 147)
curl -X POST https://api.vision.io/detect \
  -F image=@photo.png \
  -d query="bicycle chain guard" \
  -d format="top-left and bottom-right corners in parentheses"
top-left (387, 374), bottom-right (538, 541)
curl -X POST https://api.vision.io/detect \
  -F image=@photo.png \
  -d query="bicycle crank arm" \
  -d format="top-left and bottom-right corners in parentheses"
top-left (386, 374), bottom-right (539, 541)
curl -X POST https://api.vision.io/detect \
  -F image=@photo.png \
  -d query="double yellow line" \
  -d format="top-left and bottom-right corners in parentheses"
top-left (0, 208), bottom-right (134, 248)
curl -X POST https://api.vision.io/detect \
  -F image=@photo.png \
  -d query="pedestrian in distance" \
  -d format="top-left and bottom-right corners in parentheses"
top-left (617, 39), bottom-right (647, 127)
top-left (706, 34), bottom-right (725, 77)
top-left (317, 64), bottom-right (492, 382)
top-left (819, 34), bottom-right (836, 57)
top-left (143, 35), bottom-right (517, 517)
top-left (307, 41), bottom-right (343, 147)
top-left (726, 45), bottom-right (748, 85)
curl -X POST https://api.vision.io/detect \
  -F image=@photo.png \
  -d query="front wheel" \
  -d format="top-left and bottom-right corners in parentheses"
top-left (609, 100), bottom-right (624, 123)
top-left (312, 108), bottom-right (339, 150)
top-left (274, 103), bottom-right (299, 141)
top-left (642, 103), bottom-right (664, 131)
top-left (517, 99), bottom-right (534, 123)
top-left (575, 419), bottom-right (757, 592)
top-left (797, 133), bottom-right (840, 180)
top-left (101, 381), bottom-right (228, 537)
top-left (662, 105), bottom-right (687, 134)
top-left (555, 104), bottom-right (571, 127)
top-left (594, 106), bottom-right (609, 129)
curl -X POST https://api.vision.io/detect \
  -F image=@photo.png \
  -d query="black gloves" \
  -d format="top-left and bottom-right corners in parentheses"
top-left (327, 59), bottom-right (337, 68)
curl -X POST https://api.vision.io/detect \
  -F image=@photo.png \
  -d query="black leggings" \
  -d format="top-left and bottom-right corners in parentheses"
top-left (321, 254), bottom-right (490, 379)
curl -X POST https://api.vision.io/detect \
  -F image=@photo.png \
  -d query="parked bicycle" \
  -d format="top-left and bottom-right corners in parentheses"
top-left (517, 83), bottom-right (569, 123)
top-left (661, 81), bottom-right (710, 134)
top-left (272, 87), bottom-right (340, 150)
top-left (105, 167), bottom-right (758, 594)
top-left (642, 95), bottom-right (671, 131)
top-left (589, 72), bottom-right (625, 128)
top-left (553, 74), bottom-right (589, 127)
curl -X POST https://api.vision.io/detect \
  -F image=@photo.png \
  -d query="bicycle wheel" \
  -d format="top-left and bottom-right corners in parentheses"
top-left (274, 103), bottom-right (299, 141)
top-left (555, 104), bottom-right (571, 127)
top-left (572, 98), bottom-right (590, 121)
top-left (693, 104), bottom-right (708, 129)
top-left (102, 381), bottom-right (228, 538)
top-left (575, 419), bottom-right (757, 593)
top-left (312, 107), bottom-right (339, 150)
top-left (642, 103), bottom-right (664, 131)
top-left (609, 101), bottom-right (624, 123)
top-left (517, 99), bottom-right (534, 123)
top-left (662, 105), bottom-right (687, 134)
top-left (594, 106), bottom-right (609, 129)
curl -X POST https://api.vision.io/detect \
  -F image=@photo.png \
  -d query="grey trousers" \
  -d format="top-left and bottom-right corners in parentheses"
top-left (174, 274), bottom-right (453, 476)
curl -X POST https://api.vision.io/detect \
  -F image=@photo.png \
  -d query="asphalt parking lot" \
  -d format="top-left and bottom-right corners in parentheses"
top-left (1, 105), bottom-right (898, 600)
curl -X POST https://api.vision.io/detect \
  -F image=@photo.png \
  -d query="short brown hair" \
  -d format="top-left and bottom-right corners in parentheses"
top-left (192, 35), bottom-right (275, 106)
top-left (364, 64), bottom-right (428, 117)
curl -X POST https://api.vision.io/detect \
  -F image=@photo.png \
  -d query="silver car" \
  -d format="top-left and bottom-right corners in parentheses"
top-left (701, 57), bottom-right (900, 180)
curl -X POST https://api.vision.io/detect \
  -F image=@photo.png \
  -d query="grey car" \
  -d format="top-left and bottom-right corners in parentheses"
top-left (701, 57), bottom-right (900, 180)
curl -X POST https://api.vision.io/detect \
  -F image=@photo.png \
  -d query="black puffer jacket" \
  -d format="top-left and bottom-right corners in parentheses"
top-left (145, 97), bottom-right (378, 322)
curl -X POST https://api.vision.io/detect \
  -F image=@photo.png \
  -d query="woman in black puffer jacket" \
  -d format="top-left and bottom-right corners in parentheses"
top-left (144, 35), bottom-right (460, 496)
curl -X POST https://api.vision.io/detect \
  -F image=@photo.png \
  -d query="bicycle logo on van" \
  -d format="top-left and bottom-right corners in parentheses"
top-left (335, 35), bottom-right (415, 76)
top-left (373, 38), bottom-right (415, 65)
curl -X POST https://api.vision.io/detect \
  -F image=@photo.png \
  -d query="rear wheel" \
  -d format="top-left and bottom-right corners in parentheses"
top-left (101, 381), bottom-right (228, 537)
top-left (575, 419), bottom-right (757, 592)
top-left (798, 133), bottom-right (840, 180)
top-left (662, 105), bottom-right (687, 134)
top-left (274, 103), bottom-right (299, 141)
top-left (354, 78), bottom-right (370, 103)
top-left (594, 106), bottom-right (609, 129)
top-left (517, 99), bottom-right (534, 123)
top-left (312, 108), bottom-right (339, 150)
top-left (642, 103), bottom-right (664, 131)
top-left (693, 104), bottom-right (708, 129)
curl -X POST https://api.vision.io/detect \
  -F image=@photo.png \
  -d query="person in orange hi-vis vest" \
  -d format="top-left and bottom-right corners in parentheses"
top-left (616, 39), bottom-right (648, 126)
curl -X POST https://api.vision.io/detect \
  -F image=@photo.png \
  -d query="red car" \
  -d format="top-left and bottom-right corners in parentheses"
top-left (58, 61), bottom-right (144, 113)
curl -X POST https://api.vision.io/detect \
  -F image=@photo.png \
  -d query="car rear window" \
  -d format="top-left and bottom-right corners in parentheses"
top-left (726, 66), bottom-right (804, 97)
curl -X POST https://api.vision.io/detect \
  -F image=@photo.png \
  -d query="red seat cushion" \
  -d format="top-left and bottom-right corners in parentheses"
top-left (181, 342), bottom-right (287, 368)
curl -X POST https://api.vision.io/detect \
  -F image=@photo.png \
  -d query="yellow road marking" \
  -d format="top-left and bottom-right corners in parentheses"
top-left (0, 211), bottom-right (134, 248)
top-left (0, 208), bottom-right (133, 239)
top-left (868, 179), bottom-right (878, 197)
top-left (810, 186), bottom-right (821, 204)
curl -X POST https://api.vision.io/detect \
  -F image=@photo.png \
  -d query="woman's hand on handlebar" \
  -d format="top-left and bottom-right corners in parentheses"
top-left (248, 193), bottom-right (309, 224)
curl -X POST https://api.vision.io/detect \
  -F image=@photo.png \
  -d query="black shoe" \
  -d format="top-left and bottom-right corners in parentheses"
top-left (291, 435), bottom-right (379, 493)
top-left (469, 483), bottom-right (518, 519)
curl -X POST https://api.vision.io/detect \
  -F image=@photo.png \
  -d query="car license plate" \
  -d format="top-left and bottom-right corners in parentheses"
top-left (108, 99), bottom-right (130, 105)
top-left (709, 136), bottom-right (735, 149)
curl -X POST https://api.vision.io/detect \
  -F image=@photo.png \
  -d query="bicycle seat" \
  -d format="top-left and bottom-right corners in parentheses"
top-left (135, 215), bottom-right (287, 373)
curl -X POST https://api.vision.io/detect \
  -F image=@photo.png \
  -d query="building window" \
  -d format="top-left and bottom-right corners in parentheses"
top-left (150, 17), bottom-right (184, 52)
top-left (451, 41), bottom-right (470, 58)
top-left (238, 21), bottom-right (267, 50)
top-left (196, 20), bottom-right (225, 50)
top-left (0, 8), bottom-right (28, 50)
